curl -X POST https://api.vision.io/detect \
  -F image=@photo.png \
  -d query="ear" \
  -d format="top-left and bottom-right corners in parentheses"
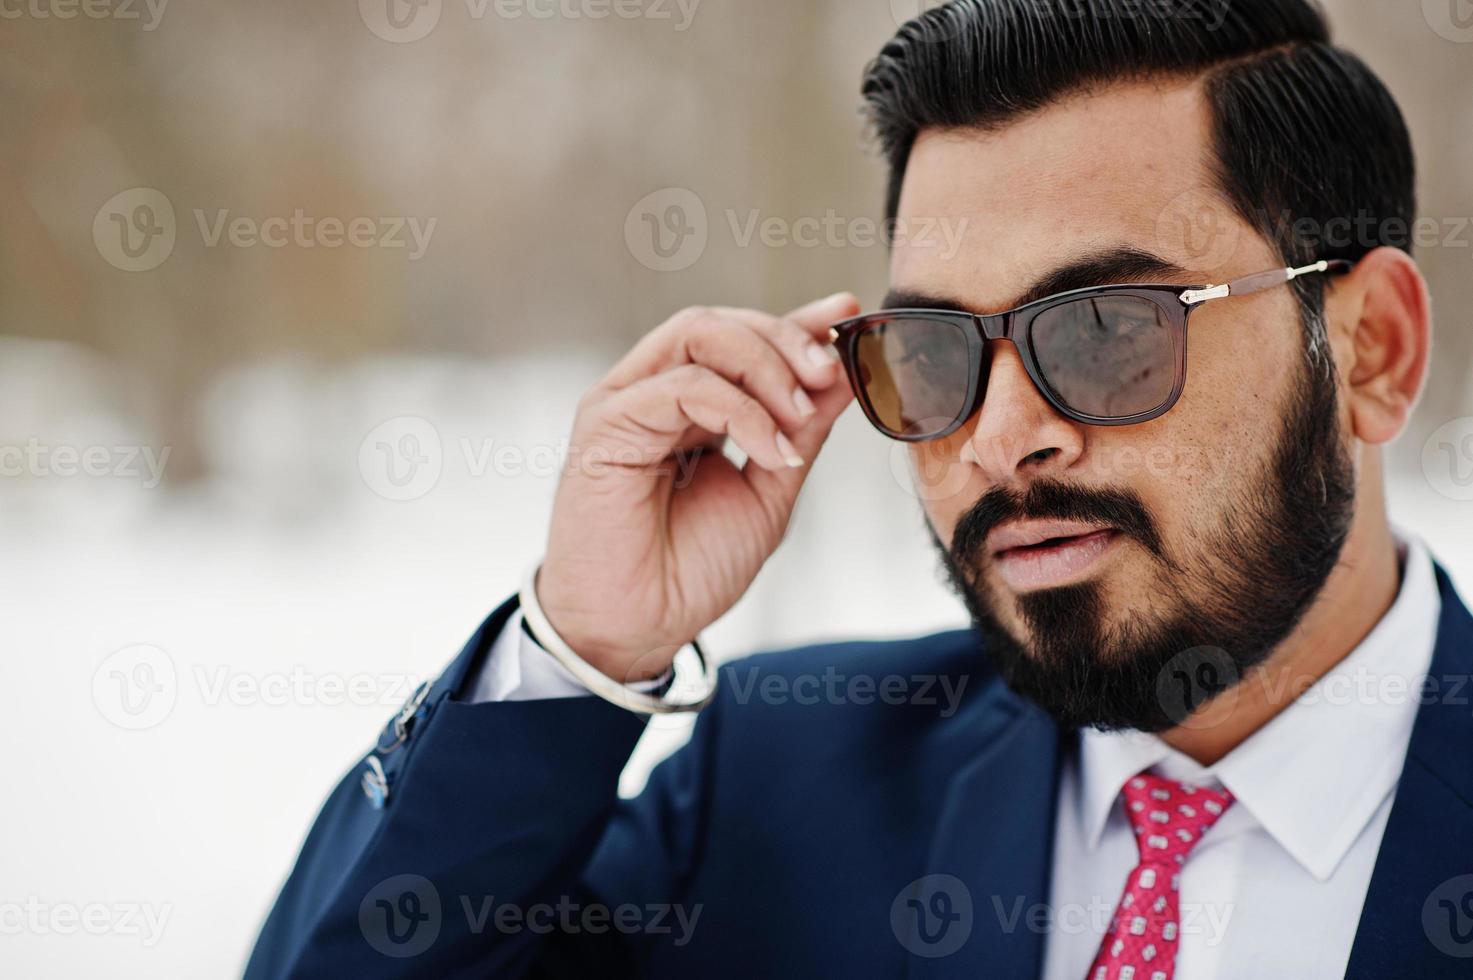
top-left (1331, 246), bottom-right (1431, 446)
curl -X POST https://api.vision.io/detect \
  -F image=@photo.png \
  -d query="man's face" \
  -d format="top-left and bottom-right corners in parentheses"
top-left (891, 79), bottom-right (1357, 731)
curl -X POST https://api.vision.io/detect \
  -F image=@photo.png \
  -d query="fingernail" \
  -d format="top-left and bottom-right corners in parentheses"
top-left (792, 386), bottom-right (816, 418)
top-left (775, 433), bottom-right (804, 468)
top-left (806, 343), bottom-right (840, 367)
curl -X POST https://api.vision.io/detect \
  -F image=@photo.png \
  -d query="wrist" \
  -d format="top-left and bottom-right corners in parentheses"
top-left (519, 563), bottom-right (716, 714)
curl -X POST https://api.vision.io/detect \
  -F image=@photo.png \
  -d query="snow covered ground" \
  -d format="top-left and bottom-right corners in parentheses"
top-left (4, 342), bottom-right (1469, 978)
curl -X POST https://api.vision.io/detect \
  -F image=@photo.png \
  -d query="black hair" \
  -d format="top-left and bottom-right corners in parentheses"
top-left (862, 0), bottom-right (1417, 284)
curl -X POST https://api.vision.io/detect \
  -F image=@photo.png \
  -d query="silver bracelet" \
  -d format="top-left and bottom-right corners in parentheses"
top-left (518, 563), bottom-right (718, 715)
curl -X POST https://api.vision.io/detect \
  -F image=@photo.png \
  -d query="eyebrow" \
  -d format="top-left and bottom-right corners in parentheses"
top-left (881, 246), bottom-right (1193, 313)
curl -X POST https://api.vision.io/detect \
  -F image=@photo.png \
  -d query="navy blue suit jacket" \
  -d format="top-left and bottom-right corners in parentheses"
top-left (246, 567), bottom-right (1473, 978)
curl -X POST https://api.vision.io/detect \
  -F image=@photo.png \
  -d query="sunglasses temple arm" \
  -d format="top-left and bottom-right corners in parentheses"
top-left (1180, 258), bottom-right (1354, 306)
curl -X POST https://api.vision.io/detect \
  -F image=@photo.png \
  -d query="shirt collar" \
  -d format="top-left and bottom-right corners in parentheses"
top-left (1077, 534), bottom-right (1442, 881)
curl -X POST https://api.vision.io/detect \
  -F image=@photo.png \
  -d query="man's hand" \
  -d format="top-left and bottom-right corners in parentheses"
top-left (536, 292), bottom-right (860, 682)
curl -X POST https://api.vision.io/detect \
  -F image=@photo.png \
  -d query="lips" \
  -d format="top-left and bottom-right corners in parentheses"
top-left (987, 520), bottom-right (1121, 592)
top-left (987, 520), bottom-right (1114, 556)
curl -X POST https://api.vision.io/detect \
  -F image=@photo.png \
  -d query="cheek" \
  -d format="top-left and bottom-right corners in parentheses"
top-left (1121, 306), bottom-right (1299, 532)
top-left (1181, 294), bottom-right (1302, 430)
top-left (908, 441), bottom-right (979, 542)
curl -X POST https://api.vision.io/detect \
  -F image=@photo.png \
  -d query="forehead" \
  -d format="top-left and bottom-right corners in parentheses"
top-left (891, 78), bottom-right (1254, 309)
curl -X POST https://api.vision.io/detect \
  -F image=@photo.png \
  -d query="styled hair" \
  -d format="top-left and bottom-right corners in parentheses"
top-left (861, 0), bottom-right (1417, 289)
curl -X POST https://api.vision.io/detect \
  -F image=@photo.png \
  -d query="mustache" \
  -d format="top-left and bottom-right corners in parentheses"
top-left (949, 480), bottom-right (1164, 567)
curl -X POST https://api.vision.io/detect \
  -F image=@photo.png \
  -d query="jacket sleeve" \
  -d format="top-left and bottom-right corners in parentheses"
top-left (243, 596), bottom-right (717, 979)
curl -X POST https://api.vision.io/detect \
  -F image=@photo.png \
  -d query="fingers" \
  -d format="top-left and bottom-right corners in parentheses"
top-left (673, 315), bottom-right (823, 432)
top-left (594, 292), bottom-right (858, 439)
top-left (599, 364), bottom-right (802, 472)
top-left (741, 365), bottom-right (854, 507)
top-left (585, 292), bottom-right (862, 475)
top-left (597, 311), bottom-right (804, 434)
top-left (710, 292), bottom-right (857, 391)
top-left (602, 292), bottom-right (859, 393)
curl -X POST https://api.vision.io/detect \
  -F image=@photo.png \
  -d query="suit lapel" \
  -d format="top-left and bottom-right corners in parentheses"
top-left (906, 682), bottom-right (1062, 980)
top-left (900, 566), bottom-right (1473, 979)
top-left (1346, 565), bottom-right (1473, 977)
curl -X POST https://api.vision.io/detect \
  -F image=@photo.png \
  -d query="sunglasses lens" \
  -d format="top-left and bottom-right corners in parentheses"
top-left (853, 317), bottom-right (974, 438)
top-left (1029, 295), bottom-right (1177, 419)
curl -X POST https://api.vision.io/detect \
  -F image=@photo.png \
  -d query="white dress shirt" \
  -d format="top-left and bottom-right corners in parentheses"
top-left (468, 608), bottom-right (604, 701)
top-left (1042, 535), bottom-right (1440, 979)
top-left (470, 537), bottom-right (1442, 978)
top-left (468, 609), bottom-right (671, 701)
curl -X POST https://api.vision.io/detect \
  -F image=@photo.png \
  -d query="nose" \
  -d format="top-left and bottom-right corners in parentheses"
top-left (960, 341), bottom-right (1085, 485)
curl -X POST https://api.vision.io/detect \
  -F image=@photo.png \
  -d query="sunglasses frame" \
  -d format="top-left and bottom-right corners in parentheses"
top-left (829, 259), bottom-right (1353, 442)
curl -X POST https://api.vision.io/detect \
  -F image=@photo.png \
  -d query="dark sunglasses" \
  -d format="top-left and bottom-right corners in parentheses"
top-left (830, 259), bottom-right (1353, 441)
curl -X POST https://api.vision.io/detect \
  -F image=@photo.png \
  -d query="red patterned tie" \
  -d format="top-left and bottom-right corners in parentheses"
top-left (1086, 772), bottom-right (1234, 980)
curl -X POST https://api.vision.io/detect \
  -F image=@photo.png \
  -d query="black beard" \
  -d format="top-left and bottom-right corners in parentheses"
top-left (932, 348), bottom-right (1356, 733)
